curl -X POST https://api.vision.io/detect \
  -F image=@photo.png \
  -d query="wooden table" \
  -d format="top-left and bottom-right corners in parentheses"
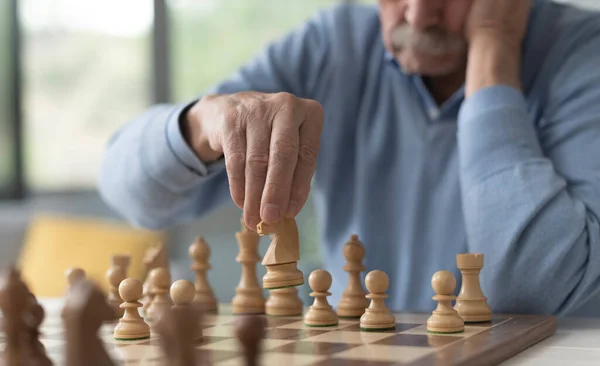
top-left (499, 316), bottom-right (600, 365)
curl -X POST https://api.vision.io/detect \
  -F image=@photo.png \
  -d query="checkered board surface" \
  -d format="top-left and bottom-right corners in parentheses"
top-left (2, 304), bottom-right (556, 366)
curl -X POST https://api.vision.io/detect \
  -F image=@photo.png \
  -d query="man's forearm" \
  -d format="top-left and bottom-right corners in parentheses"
top-left (465, 36), bottom-right (522, 97)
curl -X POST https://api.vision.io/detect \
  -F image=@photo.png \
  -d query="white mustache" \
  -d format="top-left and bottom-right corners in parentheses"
top-left (391, 25), bottom-right (466, 56)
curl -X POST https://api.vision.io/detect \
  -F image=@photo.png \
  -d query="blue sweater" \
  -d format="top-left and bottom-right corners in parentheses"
top-left (99, 1), bottom-right (600, 316)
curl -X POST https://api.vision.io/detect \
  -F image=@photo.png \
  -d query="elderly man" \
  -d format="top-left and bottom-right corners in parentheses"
top-left (99, 0), bottom-right (600, 316)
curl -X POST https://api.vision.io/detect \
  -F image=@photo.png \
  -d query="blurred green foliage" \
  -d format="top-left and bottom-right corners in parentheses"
top-left (0, 0), bottom-right (15, 192)
top-left (169, 0), bottom-right (337, 101)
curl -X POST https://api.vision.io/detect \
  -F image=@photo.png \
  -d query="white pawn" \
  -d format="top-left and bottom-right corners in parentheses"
top-left (303, 270), bottom-right (338, 327)
top-left (113, 278), bottom-right (151, 340)
top-left (170, 279), bottom-right (202, 341)
top-left (427, 270), bottom-right (464, 334)
top-left (145, 268), bottom-right (172, 322)
top-left (360, 270), bottom-right (396, 331)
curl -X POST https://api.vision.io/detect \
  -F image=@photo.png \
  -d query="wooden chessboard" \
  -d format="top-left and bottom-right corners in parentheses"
top-left (2, 304), bottom-right (556, 366)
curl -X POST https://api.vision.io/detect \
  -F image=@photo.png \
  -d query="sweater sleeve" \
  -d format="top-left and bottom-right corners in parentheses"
top-left (98, 8), bottom-right (333, 230)
top-left (457, 34), bottom-right (600, 315)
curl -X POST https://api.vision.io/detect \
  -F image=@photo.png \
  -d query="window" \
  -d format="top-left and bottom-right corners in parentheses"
top-left (168, 0), bottom-right (338, 102)
top-left (20, 0), bottom-right (154, 191)
top-left (0, 0), bottom-right (19, 197)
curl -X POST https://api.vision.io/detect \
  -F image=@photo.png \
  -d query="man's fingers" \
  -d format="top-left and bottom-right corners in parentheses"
top-left (243, 105), bottom-right (272, 230)
top-left (222, 109), bottom-right (246, 210)
top-left (285, 99), bottom-right (324, 218)
top-left (260, 93), bottom-right (301, 223)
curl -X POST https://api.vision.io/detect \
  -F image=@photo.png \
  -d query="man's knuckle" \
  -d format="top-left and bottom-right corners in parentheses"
top-left (274, 92), bottom-right (296, 106)
top-left (223, 108), bottom-right (239, 128)
top-left (264, 181), bottom-right (284, 196)
top-left (246, 153), bottom-right (270, 171)
top-left (298, 143), bottom-right (318, 166)
top-left (272, 138), bottom-right (298, 159)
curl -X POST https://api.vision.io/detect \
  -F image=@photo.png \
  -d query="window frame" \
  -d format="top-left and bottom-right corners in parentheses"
top-left (0, 0), bottom-right (25, 200)
top-left (2, 0), bottom-right (351, 199)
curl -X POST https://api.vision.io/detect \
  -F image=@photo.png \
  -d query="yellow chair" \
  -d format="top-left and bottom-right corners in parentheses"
top-left (18, 214), bottom-right (166, 297)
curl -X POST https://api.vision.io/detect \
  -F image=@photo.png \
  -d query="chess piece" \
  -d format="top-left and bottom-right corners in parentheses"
top-left (0, 266), bottom-right (31, 366)
top-left (427, 270), bottom-right (464, 334)
top-left (170, 280), bottom-right (202, 341)
top-left (65, 267), bottom-right (86, 288)
top-left (454, 253), bottom-right (492, 323)
top-left (26, 295), bottom-right (53, 366)
top-left (154, 305), bottom-right (201, 366)
top-left (145, 268), bottom-right (172, 322)
top-left (360, 270), bottom-right (396, 331)
top-left (113, 278), bottom-right (150, 340)
top-left (304, 270), bottom-right (338, 326)
top-left (337, 235), bottom-right (369, 318)
top-left (265, 287), bottom-right (303, 316)
top-left (234, 315), bottom-right (266, 366)
top-left (257, 218), bottom-right (304, 289)
top-left (62, 267), bottom-right (86, 318)
top-left (112, 255), bottom-right (131, 275)
top-left (63, 279), bottom-right (116, 366)
top-left (106, 265), bottom-right (126, 318)
top-left (142, 243), bottom-right (169, 313)
top-left (232, 217), bottom-right (265, 314)
top-left (189, 236), bottom-right (218, 312)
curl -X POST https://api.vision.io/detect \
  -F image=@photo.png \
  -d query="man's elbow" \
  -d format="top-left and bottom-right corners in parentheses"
top-left (97, 168), bottom-right (177, 232)
top-left (482, 265), bottom-right (599, 317)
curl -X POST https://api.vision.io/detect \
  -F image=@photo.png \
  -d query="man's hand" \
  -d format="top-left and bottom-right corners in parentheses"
top-left (183, 92), bottom-right (324, 230)
top-left (464, 0), bottom-right (532, 96)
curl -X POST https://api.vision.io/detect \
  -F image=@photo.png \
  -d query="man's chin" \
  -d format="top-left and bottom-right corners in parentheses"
top-left (395, 49), bottom-right (465, 77)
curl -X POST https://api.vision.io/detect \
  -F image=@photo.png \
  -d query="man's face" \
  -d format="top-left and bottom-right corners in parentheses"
top-left (378, 0), bottom-right (473, 76)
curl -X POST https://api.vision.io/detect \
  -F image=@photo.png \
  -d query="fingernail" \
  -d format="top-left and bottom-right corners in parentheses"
top-left (247, 216), bottom-right (260, 231)
top-left (285, 201), bottom-right (298, 218)
top-left (261, 204), bottom-right (281, 223)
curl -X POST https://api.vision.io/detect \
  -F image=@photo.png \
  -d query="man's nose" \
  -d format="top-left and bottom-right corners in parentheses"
top-left (405, 0), bottom-right (443, 30)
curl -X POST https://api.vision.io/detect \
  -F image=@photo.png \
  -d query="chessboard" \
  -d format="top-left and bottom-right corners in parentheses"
top-left (20, 303), bottom-right (555, 366)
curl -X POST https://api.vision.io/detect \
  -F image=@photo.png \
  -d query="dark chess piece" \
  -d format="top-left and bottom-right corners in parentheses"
top-left (62, 279), bottom-right (116, 366)
top-left (0, 266), bottom-right (34, 366)
top-left (234, 315), bottom-right (267, 366)
top-left (25, 294), bottom-right (53, 366)
top-left (154, 305), bottom-right (202, 366)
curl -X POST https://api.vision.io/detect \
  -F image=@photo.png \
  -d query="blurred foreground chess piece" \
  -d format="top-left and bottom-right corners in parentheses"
top-left (0, 266), bottom-right (33, 366)
top-left (63, 279), bottom-right (116, 366)
top-left (154, 304), bottom-right (202, 366)
top-left (189, 237), bottom-right (218, 312)
top-left (337, 235), bottom-right (369, 318)
top-left (232, 217), bottom-right (265, 314)
top-left (304, 270), bottom-right (338, 327)
top-left (427, 270), bottom-right (464, 334)
top-left (62, 267), bottom-right (86, 318)
top-left (257, 218), bottom-right (303, 289)
top-left (170, 279), bottom-right (202, 341)
top-left (360, 270), bottom-right (396, 331)
top-left (113, 278), bottom-right (150, 340)
top-left (26, 295), bottom-right (53, 366)
top-left (234, 315), bottom-right (266, 366)
top-left (454, 253), bottom-right (492, 323)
